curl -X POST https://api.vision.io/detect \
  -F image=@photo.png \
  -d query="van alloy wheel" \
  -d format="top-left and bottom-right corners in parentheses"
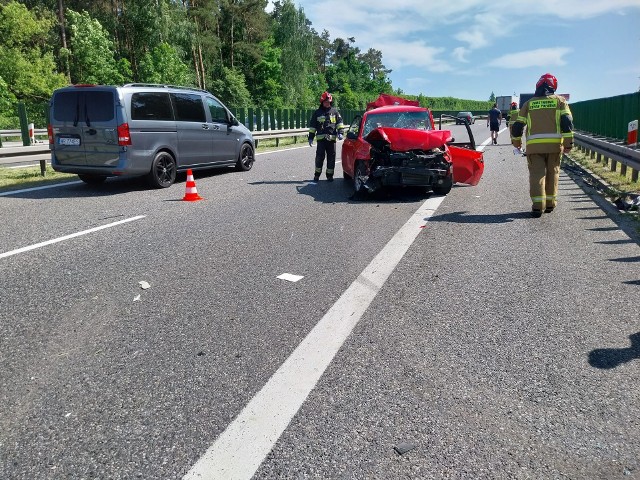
top-left (148, 151), bottom-right (176, 188)
top-left (235, 143), bottom-right (254, 171)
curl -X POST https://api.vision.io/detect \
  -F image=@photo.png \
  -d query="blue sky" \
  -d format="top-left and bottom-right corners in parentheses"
top-left (276, 0), bottom-right (640, 103)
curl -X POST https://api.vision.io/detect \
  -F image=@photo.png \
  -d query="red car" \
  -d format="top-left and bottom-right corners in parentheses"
top-left (341, 95), bottom-right (484, 196)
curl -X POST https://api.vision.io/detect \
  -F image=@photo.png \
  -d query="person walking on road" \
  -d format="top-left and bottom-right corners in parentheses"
top-left (510, 73), bottom-right (574, 218)
top-left (308, 91), bottom-right (344, 182)
top-left (487, 103), bottom-right (502, 145)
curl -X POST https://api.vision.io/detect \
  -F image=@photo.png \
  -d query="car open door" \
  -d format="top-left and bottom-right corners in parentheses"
top-left (437, 113), bottom-right (484, 186)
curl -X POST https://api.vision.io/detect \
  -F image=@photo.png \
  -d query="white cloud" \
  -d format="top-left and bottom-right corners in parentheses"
top-left (488, 47), bottom-right (573, 68)
top-left (452, 47), bottom-right (469, 63)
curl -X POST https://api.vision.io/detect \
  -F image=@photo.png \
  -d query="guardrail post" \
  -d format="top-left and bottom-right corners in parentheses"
top-left (596, 152), bottom-right (602, 163)
top-left (632, 168), bottom-right (638, 182)
top-left (610, 158), bottom-right (617, 172)
top-left (40, 159), bottom-right (46, 177)
top-left (620, 163), bottom-right (627, 177)
top-left (17, 102), bottom-right (30, 146)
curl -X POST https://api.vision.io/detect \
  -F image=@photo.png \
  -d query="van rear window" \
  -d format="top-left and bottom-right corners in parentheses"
top-left (53, 92), bottom-right (79, 122)
top-left (131, 92), bottom-right (173, 121)
top-left (53, 91), bottom-right (114, 122)
top-left (85, 91), bottom-right (115, 121)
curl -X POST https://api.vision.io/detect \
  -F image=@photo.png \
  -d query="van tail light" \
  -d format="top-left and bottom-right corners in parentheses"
top-left (47, 124), bottom-right (53, 144)
top-left (117, 123), bottom-right (132, 146)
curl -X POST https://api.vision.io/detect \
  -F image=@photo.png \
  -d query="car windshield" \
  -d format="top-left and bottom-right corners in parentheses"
top-left (362, 111), bottom-right (432, 137)
top-left (458, 112), bottom-right (471, 117)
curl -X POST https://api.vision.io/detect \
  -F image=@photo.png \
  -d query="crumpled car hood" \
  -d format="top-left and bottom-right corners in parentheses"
top-left (365, 127), bottom-right (453, 152)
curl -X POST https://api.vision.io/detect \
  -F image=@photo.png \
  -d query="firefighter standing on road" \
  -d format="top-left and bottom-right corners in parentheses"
top-left (308, 91), bottom-right (344, 182)
top-left (511, 73), bottom-right (574, 218)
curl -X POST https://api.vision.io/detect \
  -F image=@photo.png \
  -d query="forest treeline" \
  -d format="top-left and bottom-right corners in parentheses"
top-left (0, 0), bottom-right (492, 127)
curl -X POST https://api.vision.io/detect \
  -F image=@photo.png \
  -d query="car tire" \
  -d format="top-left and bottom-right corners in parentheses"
top-left (354, 161), bottom-right (368, 196)
top-left (235, 142), bottom-right (254, 171)
top-left (147, 151), bottom-right (176, 188)
top-left (78, 174), bottom-right (106, 185)
top-left (432, 176), bottom-right (453, 195)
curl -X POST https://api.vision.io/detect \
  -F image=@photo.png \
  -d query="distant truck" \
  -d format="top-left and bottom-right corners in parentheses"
top-left (495, 95), bottom-right (519, 118)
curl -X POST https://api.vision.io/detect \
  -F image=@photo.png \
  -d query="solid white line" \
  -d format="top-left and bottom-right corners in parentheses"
top-left (0, 180), bottom-right (83, 196)
top-left (0, 215), bottom-right (146, 259)
top-left (184, 195), bottom-right (446, 480)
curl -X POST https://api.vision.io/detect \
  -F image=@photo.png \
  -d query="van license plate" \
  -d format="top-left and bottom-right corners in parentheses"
top-left (58, 137), bottom-right (81, 146)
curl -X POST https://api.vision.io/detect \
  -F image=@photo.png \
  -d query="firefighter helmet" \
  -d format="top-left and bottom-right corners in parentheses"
top-left (536, 73), bottom-right (558, 91)
top-left (320, 91), bottom-right (333, 103)
top-left (510, 102), bottom-right (518, 108)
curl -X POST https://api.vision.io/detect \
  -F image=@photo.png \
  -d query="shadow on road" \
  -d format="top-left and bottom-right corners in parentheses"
top-left (588, 332), bottom-right (640, 369)
top-left (427, 210), bottom-right (532, 224)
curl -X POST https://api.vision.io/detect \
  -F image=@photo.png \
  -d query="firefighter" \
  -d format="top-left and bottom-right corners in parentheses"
top-left (511, 73), bottom-right (574, 217)
top-left (308, 91), bottom-right (344, 182)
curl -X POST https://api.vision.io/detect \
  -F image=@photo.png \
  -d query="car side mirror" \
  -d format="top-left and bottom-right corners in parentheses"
top-left (231, 117), bottom-right (239, 126)
top-left (346, 131), bottom-right (357, 140)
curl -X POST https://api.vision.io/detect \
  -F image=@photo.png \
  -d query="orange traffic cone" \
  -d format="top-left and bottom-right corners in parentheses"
top-left (182, 169), bottom-right (203, 201)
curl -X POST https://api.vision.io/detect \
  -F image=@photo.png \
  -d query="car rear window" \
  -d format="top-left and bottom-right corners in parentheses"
top-left (171, 93), bottom-right (206, 123)
top-left (131, 92), bottom-right (173, 121)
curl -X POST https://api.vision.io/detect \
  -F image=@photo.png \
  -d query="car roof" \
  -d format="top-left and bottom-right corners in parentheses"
top-left (366, 105), bottom-right (430, 114)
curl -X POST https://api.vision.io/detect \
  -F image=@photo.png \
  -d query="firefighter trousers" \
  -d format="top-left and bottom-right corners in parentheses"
top-left (526, 152), bottom-right (561, 211)
top-left (314, 140), bottom-right (336, 176)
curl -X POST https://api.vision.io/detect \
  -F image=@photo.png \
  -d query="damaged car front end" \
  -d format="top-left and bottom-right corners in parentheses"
top-left (356, 127), bottom-right (454, 195)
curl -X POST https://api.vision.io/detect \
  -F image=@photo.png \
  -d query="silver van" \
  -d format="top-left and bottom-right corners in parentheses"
top-left (48, 84), bottom-right (255, 187)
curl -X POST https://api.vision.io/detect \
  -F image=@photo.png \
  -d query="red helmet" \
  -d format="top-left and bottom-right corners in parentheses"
top-left (536, 73), bottom-right (558, 91)
top-left (320, 91), bottom-right (333, 103)
top-left (510, 102), bottom-right (517, 107)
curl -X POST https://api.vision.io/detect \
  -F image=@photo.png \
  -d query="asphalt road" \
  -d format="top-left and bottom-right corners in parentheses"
top-left (1, 124), bottom-right (639, 479)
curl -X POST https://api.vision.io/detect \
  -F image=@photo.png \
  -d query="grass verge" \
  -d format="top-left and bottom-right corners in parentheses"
top-left (0, 165), bottom-right (76, 191)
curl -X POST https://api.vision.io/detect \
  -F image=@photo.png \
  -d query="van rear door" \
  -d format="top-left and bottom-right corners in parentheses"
top-left (51, 90), bottom-right (85, 166)
top-left (51, 88), bottom-right (119, 167)
top-left (81, 89), bottom-right (120, 168)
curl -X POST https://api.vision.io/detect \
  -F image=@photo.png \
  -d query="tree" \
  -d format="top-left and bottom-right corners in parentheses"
top-left (138, 42), bottom-right (194, 86)
top-left (209, 66), bottom-right (252, 106)
top-left (489, 92), bottom-right (496, 102)
top-left (270, 0), bottom-right (314, 107)
top-left (66, 9), bottom-right (130, 84)
top-left (0, 0), bottom-right (67, 124)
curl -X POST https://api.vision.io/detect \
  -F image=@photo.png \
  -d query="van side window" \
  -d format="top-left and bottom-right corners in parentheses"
top-left (131, 92), bottom-right (173, 121)
top-left (206, 97), bottom-right (228, 123)
top-left (171, 93), bottom-right (206, 123)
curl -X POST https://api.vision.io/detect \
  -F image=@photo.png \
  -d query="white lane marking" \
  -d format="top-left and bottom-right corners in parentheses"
top-left (478, 127), bottom-right (509, 152)
top-left (0, 181), bottom-right (83, 196)
top-left (0, 215), bottom-right (146, 260)
top-left (184, 195), bottom-right (446, 480)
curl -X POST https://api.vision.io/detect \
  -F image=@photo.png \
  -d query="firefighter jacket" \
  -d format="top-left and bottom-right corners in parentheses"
top-left (511, 94), bottom-right (573, 154)
top-left (308, 105), bottom-right (344, 142)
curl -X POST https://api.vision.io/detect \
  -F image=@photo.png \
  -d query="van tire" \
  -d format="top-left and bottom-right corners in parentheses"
top-left (78, 174), bottom-right (106, 184)
top-left (235, 143), bottom-right (254, 171)
top-left (148, 152), bottom-right (176, 188)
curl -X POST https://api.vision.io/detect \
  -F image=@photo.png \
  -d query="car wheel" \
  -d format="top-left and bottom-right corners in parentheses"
top-left (432, 176), bottom-right (453, 195)
top-left (235, 142), bottom-right (254, 171)
top-left (354, 161), bottom-right (368, 196)
top-left (78, 174), bottom-right (106, 184)
top-left (147, 151), bottom-right (176, 188)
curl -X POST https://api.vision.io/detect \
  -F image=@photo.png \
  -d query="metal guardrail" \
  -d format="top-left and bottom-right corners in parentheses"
top-left (574, 132), bottom-right (640, 182)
